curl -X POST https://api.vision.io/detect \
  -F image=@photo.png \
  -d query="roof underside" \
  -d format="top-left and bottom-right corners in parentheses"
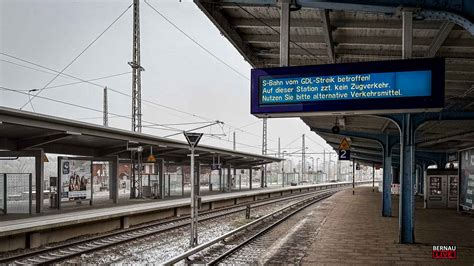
top-left (196, 0), bottom-right (474, 164)
top-left (0, 107), bottom-right (280, 168)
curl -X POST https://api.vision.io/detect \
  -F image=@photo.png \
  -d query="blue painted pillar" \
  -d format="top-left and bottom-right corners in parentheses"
top-left (382, 139), bottom-right (392, 217)
top-left (400, 114), bottom-right (415, 244)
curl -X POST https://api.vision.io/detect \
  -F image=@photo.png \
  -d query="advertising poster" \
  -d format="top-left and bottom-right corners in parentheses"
top-left (60, 159), bottom-right (92, 202)
top-left (460, 149), bottom-right (474, 210)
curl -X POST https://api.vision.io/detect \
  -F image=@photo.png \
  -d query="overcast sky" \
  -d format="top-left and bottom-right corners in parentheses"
top-left (0, 0), bottom-right (337, 164)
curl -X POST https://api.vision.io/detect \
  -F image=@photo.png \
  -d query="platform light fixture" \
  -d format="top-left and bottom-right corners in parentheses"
top-left (147, 146), bottom-right (156, 163)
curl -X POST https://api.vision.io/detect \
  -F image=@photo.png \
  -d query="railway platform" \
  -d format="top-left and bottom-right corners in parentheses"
top-left (301, 187), bottom-right (474, 264)
top-left (0, 181), bottom-right (361, 253)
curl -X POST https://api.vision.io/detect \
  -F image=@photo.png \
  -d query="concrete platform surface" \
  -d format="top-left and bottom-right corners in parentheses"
top-left (302, 187), bottom-right (474, 264)
top-left (0, 181), bottom-right (353, 237)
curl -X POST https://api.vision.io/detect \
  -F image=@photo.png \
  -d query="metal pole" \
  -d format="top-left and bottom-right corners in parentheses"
top-left (233, 132), bottom-right (236, 151)
top-left (190, 147), bottom-right (197, 247)
top-left (352, 159), bottom-right (355, 195)
top-left (323, 149), bottom-right (326, 182)
top-left (302, 134), bottom-right (305, 184)
top-left (372, 162), bottom-right (375, 192)
top-left (103, 87), bottom-right (108, 127)
top-left (382, 139), bottom-right (393, 217)
top-left (131, 0), bottom-right (143, 133)
top-left (262, 120), bottom-right (267, 188)
top-left (278, 137), bottom-right (281, 184)
top-left (400, 10), bottom-right (415, 244)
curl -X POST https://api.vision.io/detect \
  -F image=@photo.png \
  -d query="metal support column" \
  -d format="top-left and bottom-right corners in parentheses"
top-left (227, 165), bottom-right (232, 191)
top-left (249, 168), bottom-right (253, 190)
top-left (352, 159), bottom-right (355, 195)
top-left (111, 156), bottom-right (119, 204)
top-left (158, 159), bottom-right (165, 199)
top-left (233, 167), bottom-right (236, 189)
top-left (372, 162), bottom-right (375, 192)
top-left (218, 167), bottom-right (223, 191)
top-left (35, 151), bottom-right (44, 213)
top-left (400, 114), bottom-right (415, 244)
top-left (382, 140), bottom-right (393, 217)
top-left (423, 163), bottom-right (428, 208)
top-left (399, 10), bottom-right (415, 244)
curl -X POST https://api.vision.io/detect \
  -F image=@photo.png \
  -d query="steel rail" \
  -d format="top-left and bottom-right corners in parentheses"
top-left (0, 185), bottom-right (348, 265)
top-left (208, 191), bottom-right (335, 265)
top-left (162, 190), bottom-right (336, 265)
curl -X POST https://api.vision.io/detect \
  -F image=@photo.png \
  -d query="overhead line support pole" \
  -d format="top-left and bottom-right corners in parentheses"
top-left (103, 87), bottom-right (108, 127)
top-left (131, 0), bottom-right (143, 133)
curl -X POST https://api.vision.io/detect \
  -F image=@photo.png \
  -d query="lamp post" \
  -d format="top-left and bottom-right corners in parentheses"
top-left (184, 132), bottom-right (203, 247)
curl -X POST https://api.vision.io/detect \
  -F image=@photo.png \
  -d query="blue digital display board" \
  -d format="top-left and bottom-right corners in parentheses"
top-left (251, 58), bottom-right (444, 117)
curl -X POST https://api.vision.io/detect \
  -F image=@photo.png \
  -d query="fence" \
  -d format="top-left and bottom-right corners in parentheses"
top-left (0, 173), bottom-right (32, 214)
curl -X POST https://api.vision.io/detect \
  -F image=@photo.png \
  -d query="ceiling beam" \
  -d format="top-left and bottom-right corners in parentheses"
top-left (318, 9), bottom-right (335, 63)
top-left (402, 10), bottom-right (413, 59)
top-left (196, 1), bottom-right (263, 67)
top-left (230, 18), bottom-right (445, 30)
top-left (426, 21), bottom-right (454, 57)
top-left (97, 144), bottom-right (129, 157)
top-left (17, 132), bottom-right (74, 150)
top-left (417, 131), bottom-right (474, 147)
top-left (380, 120), bottom-right (391, 133)
top-left (0, 137), bottom-right (17, 151)
top-left (156, 148), bottom-right (185, 156)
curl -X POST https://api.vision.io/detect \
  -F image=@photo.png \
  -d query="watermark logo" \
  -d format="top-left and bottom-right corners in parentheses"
top-left (432, 245), bottom-right (457, 259)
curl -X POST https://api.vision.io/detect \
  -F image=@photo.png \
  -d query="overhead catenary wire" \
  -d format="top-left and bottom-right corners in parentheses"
top-left (0, 85), bottom-right (184, 132)
top-left (17, 72), bottom-right (131, 92)
top-left (282, 135), bottom-right (302, 150)
top-left (19, 3), bottom-right (133, 110)
top-left (0, 59), bottom-right (66, 77)
top-left (0, 52), bottom-right (215, 123)
top-left (3, 85), bottom-right (268, 150)
top-left (306, 135), bottom-right (330, 150)
top-left (1, 52), bottom-right (274, 144)
top-left (1, 5), bottom-right (273, 145)
top-left (143, 0), bottom-right (250, 81)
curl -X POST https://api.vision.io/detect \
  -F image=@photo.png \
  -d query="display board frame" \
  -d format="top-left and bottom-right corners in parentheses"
top-left (57, 156), bottom-right (93, 209)
top-left (458, 147), bottom-right (474, 212)
top-left (251, 58), bottom-right (445, 117)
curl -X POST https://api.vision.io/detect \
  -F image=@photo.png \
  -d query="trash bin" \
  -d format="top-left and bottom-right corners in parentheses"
top-left (50, 193), bottom-right (58, 208)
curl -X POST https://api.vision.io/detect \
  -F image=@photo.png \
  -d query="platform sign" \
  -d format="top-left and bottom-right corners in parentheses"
top-left (339, 149), bottom-right (351, 160)
top-left (251, 58), bottom-right (444, 117)
top-left (338, 138), bottom-right (351, 160)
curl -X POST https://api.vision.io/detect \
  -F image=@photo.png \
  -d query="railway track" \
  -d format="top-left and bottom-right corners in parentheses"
top-left (0, 187), bottom-right (343, 265)
top-left (163, 190), bottom-right (337, 265)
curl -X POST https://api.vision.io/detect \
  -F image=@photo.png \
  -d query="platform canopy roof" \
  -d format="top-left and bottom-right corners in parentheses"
top-left (195, 0), bottom-right (474, 165)
top-left (0, 107), bottom-right (280, 168)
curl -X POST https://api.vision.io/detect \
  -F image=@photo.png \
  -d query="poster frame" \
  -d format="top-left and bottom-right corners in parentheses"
top-left (57, 156), bottom-right (93, 209)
